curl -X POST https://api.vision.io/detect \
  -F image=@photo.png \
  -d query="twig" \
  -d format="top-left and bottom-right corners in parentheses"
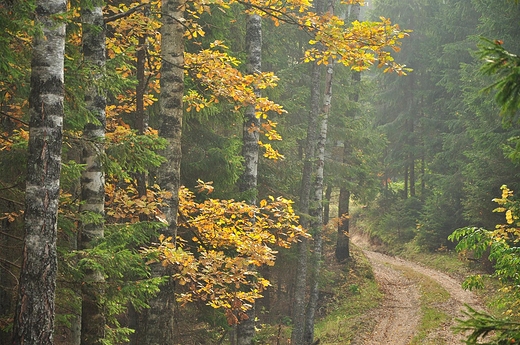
top-left (0, 257), bottom-right (21, 269)
top-left (0, 182), bottom-right (21, 191)
top-left (0, 110), bottom-right (29, 126)
top-left (0, 230), bottom-right (23, 242)
top-left (0, 195), bottom-right (24, 206)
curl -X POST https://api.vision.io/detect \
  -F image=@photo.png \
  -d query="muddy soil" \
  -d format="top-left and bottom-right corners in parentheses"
top-left (352, 237), bottom-right (483, 344)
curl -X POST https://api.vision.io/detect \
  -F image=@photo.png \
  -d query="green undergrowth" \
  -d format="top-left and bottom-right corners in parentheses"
top-left (313, 245), bottom-right (383, 345)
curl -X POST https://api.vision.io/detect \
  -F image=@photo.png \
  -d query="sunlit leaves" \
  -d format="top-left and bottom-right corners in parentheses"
top-left (143, 182), bottom-right (308, 323)
top-left (184, 44), bottom-right (285, 120)
top-left (303, 15), bottom-right (411, 74)
top-left (105, 182), bottom-right (172, 224)
top-left (450, 185), bottom-right (520, 314)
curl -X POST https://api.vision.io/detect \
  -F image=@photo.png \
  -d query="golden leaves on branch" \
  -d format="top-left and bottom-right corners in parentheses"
top-left (184, 42), bottom-right (285, 120)
top-left (303, 15), bottom-right (411, 74)
top-left (105, 182), bottom-right (172, 223)
top-left (143, 181), bottom-right (308, 323)
top-left (491, 185), bottom-right (520, 242)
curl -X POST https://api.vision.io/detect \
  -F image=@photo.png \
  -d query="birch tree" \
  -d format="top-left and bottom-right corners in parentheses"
top-left (236, 10), bottom-right (262, 345)
top-left (303, 0), bottom-right (336, 341)
top-left (139, 0), bottom-right (185, 344)
top-left (11, 0), bottom-right (66, 343)
top-left (291, 20), bottom-right (323, 345)
top-left (79, 1), bottom-right (107, 344)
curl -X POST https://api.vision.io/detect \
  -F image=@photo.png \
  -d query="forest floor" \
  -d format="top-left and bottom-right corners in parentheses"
top-left (350, 234), bottom-right (484, 344)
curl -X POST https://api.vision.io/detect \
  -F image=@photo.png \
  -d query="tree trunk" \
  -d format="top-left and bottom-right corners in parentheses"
top-left (323, 184), bottom-right (332, 225)
top-left (409, 118), bottom-right (415, 198)
top-left (135, 31), bottom-right (148, 198)
top-left (335, 0), bottom-right (361, 261)
top-left (237, 12), bottom-right (262, 345)
top-left (304, 19), bottom-right (334, 342)
top-left (79, 2), bottom-right (107, 344)
top-left (11, 0), bottom-right (66, 343)
top-left (239, 12), bottom-right (261, 201)
top-left (138, 1), bottom-right (185, 344)
top-left (291, 0), bottom-right (330, 332)
top-left (291, 59), bottom-right (321, 345)
top-left (336, 186), bottom-right (350, 262)
top-left (404, 163), bottom-right (409, 198)
top-left (421, 151), bottom-right (425, 200)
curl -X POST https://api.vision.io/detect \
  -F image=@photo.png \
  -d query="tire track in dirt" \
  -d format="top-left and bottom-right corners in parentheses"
top-left (353, 249), bottom-right (482, 345)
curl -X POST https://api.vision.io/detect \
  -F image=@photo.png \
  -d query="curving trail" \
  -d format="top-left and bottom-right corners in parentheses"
top-left (352, 248), bottom-right (483, 344)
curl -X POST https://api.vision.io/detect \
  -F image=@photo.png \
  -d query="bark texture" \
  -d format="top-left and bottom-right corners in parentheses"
top-left (304, 44), bottom-right (334, 345)
top-left (11, 0), bottom-right (66, 343)
top-left (239, 13), bottom-right (261, 201)
top-left (79, 1), bottom-right (107, 344)
top-left (237, 12), bottom-right (262, 345)
top-left (138, 1), bottom-right (185, 344)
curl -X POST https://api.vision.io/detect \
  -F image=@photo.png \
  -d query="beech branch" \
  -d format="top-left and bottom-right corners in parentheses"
top-left (104, 3), bottom-right (147, 23)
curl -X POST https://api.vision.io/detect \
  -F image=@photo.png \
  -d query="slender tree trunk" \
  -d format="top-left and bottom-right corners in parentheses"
top-left (237, 12), bottom-right (262, 345)
top-left (336, 186), bottom-right (350, 262)
top-left (304, 17), bottom-right (334, 341)
top-left (323, 184), bottom-right (332, 225)
top-left (11, 0), bottom-right (66, 343)
top-left (421, 151), bottom-right (425, 200)
top-left (335, 0), bottom-right (360, 260)
top-left (136, 31), bottom-right (148, 198)
top-left (291, 60), bottom-right (321, 345)
top-left (79, 1), bottom-right (107, 344)
top-left (139, 1), bottom-right (185, 344)
top-left (409, 118), bottom-right (415, 198)
top-left (292, 0), bottom-right (328, 334)
top-left (404, 163), bottom-right (409, 198)
top-left (129, 16), bottom-right (149, 345)
top-left (239, 13), bottom-right (261, 201)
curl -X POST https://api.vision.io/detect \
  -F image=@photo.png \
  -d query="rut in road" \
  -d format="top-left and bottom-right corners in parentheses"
top-left (353, 250), bottom-right (483, 345)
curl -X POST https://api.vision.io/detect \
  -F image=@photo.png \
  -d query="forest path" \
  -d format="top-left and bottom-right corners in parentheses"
top-left (351, 236), bottom-right (483, 344)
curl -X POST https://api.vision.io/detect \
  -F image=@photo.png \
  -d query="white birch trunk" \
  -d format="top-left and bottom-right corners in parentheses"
top-left (305, 57), bottom-right (334, 345)
top-left (237, 12), bottom-right (262, 345)
top-left (291, 52), bottom-right (322, 345)
top-left (79, 1), bottom-right (107, 344)
top-left (12, 0), bottom-right (66, 343)
top-left (139, 1), bottom-right (185, 344)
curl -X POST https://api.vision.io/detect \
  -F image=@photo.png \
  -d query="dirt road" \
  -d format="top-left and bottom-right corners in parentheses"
top-left (353, 249), bottom-right (482, 344)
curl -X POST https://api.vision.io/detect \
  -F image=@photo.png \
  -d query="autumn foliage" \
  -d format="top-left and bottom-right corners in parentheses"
top-left (0, 0), bottom-right (411, 341)
top-left (143, 181), bottom-right (308, 324)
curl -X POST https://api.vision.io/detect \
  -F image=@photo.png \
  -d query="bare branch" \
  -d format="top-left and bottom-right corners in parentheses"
top-left (0, 230), bottom-right (23, 242)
